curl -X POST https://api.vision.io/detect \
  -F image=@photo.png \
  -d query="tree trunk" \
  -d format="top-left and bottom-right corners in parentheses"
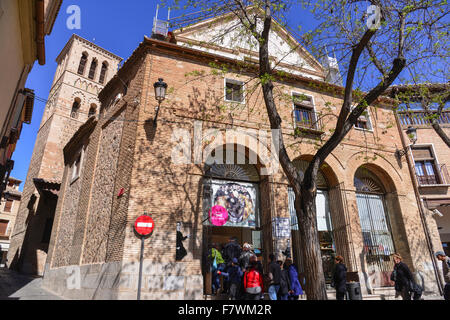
top-left (294, 186), bottom-right (328, 300)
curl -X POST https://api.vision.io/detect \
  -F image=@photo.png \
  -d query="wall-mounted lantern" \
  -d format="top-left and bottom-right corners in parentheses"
top-left (153, 78), bottom-right (167, 123)
top-left (396, 126), bottom-right (417, 159)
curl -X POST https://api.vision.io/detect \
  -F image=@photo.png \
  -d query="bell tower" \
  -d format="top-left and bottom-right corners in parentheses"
top-left (7, 34), bottom-right (121, 275)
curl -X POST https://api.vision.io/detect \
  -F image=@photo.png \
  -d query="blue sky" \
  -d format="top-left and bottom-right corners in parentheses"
top-left (12, 0), bottom-right (320, 190)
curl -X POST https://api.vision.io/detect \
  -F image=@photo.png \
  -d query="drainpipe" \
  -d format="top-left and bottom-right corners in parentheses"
top-left (394, 108), bottom-right (444, 295)
top-left (36, 0), bottom-right (45, 65)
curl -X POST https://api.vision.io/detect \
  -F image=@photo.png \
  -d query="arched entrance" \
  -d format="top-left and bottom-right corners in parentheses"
top-left (288, 158), bottom-right (356, 285)
top-left (201, 145), bottom-right (264, 295)
top-left (354, 166), bottom-right (396, 287)
top-left (288, 159), bottom-right (334, 284)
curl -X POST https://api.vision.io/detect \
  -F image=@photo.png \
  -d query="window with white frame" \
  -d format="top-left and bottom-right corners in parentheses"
top-left (71, 150), bottom-right (83, 182)
top-left (352, 105), bottom-right (373, 131)
top-left (225, 79), bottom-right (244, 103)
top-left (411, 145), bottom-right (442, 185)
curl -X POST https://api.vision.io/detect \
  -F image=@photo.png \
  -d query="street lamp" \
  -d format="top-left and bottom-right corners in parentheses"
top-left (396, 126), bottom-right (417, 158)
top-left (153, 78), bottom-right (167, 123)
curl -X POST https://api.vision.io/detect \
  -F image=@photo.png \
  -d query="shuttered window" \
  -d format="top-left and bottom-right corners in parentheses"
top-left (4, 199), bottom-right (13, 212)
top-left (0, 220), bottom-right (8, 236)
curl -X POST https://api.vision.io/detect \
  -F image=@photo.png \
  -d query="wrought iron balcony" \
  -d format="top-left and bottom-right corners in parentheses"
top-left (398, 110), bottom-right (450, 127)
top-left (417, 164), bottom-right (450, 186)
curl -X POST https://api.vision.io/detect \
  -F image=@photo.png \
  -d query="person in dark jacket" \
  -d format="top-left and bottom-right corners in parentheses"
top-left (218, 258), bottom-right (243, 300)
top-left (278, 261), bottom-right (292, 300)
top-left (391, 253), bottom-right (414, 300)
top-left (222, 237), bottom-right (241, 293)
top-left (285, 258), bottom-right (303, 300)
top-left (223, 237), bottom-right (242, 264)
top-left (332, 255), bottom-right (347, 300)
top-left (268, 253), bottom-right (282, 300)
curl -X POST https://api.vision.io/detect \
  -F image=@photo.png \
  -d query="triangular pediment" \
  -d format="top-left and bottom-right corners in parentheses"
top-left (173, 9), bottom-right (325, 80)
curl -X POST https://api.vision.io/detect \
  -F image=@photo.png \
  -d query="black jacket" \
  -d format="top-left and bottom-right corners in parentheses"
top-left (279, 269), bottom-right (291, 295)
top-left (333, 263), bottom-right (347, 293)
top-left (223, 242), bottom-right (241, 264)
top-left (392, 262), bottom-right (413, 291)
top-left (269, 261), bottom-right (282, 285)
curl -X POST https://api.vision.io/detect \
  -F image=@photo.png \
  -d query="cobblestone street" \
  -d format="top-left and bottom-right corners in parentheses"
top-left (0, 268), bottom-right (62, 300)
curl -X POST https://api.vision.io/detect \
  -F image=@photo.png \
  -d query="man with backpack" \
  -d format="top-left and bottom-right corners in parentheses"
top-left (435, 251), bottom-right (450, 300)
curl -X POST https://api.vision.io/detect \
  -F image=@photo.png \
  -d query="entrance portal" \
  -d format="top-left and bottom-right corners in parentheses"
top-left (355, 167), bottom-right (396, 287)
top-left (288, 160), bottom-right (336, 285)
top-left (201, 154), bottom-right (263, 296)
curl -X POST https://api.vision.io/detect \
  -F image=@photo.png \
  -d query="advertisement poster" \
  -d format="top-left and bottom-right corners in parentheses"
top-left (205, 180), bottom-right (259, 229)
top-left (272, 217), bottom-right (291, 239)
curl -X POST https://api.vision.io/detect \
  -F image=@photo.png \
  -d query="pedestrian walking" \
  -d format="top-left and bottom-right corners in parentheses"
top-left (243, 260), bottom-right (264, 300)
top-left (218, 258), bottom-right (243, 300)
top-left (285, 258), bottom-right (303, 300)
top-left (223, 237), bottom-right (242, 264)
top-left (222, 237), bottom-right (241, 294)
top-left (435, 251), bottom-right (450, 300)
top-left (209, 243), bottom-right (225, 295)
top-left (278, 261), bottom-right (292, 300)
top-left (332, 255), bottom-right (347, 300)
top-left (391, 253), bottom-right (414, 300)
top-left (267, 253), bottom-right (282, 300)
top-left (239, 243), bottom-right (254, 270)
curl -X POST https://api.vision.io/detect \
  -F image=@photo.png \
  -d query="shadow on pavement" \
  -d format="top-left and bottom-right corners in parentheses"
top-left (0, 268), bottom-right (40, 300)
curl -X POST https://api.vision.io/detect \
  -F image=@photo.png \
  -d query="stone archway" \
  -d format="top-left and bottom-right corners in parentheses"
top-left (288, 157), bottom-right (356, 285)
top-left (201, 143), bottom-right (274, 296)
top-left (353, 164), bottom-right (411, 289)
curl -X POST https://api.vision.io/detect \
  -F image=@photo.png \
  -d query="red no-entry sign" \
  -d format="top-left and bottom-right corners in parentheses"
top-left (134, 215), bottom-right (155, 236)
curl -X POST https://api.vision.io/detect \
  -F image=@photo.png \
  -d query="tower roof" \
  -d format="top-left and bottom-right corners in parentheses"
top-left (56, 34), bottom-right (123, 63)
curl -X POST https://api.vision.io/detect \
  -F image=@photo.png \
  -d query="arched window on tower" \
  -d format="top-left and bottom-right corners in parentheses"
top-left (77, 53), bottom-right (88, 75)
top-left (99, 62), bottom-right (108, 84)
top-left (88, 59), bottom-right (98, 80)
top-left (88, 104), bottom-right (97, 118)
top-left (71, 98), bottom-right (81, 119)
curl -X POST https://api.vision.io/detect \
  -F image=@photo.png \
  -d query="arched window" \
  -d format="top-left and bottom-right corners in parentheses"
top-left (88, 59), bottom-right (98, 80)
top-left (88, 104), bottom-right (97, 117)
top-left (71, 98), bottom-right (81, 119)
top-left (77, 53), bottom-right (88, 75)
top-left (99, 62), bottom-right (108, 84)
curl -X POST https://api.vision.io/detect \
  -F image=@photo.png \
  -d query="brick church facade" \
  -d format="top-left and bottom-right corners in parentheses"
top-left (9, 14), bottom-right (447, 300)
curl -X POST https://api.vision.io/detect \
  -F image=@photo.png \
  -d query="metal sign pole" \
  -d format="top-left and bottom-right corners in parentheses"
top-left (137, 236), bottom-right (145, 300)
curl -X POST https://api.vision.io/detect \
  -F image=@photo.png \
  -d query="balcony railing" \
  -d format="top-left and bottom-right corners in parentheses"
top-left (417, 164), bottom-right (450, 186)
top-left (398, 110), bottom-right (450, 126)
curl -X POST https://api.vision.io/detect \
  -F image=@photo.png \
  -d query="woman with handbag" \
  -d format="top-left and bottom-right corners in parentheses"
top-left (244, 260), bottom-right (264, 300)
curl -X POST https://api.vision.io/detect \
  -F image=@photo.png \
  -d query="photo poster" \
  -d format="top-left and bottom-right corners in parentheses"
top-left (204, 180), bottom-right (259, 229)
top-left (273, 217), bottom-right (291, 239)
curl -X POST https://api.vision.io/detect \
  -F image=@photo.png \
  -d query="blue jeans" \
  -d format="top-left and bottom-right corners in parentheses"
top-left (279, 293), bottom-right (289, 300)
top-left (212, 264), bottom-right (226, 293)
top-left (268, 284), bottom-right (280, 300)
